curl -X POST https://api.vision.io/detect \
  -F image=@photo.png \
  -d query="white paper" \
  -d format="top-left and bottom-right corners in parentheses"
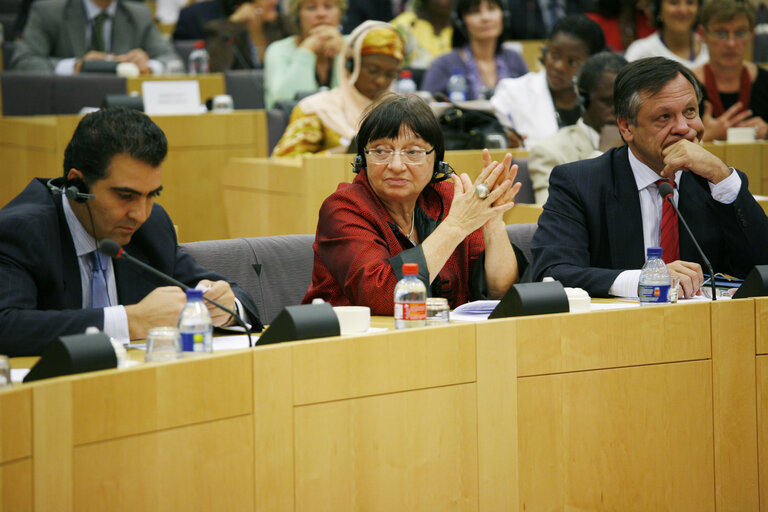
top-left (141, 80), bottom-right (204, 115)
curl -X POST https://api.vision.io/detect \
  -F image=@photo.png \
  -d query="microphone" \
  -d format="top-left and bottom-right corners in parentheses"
top-left (657, 182), bottom-right (716, 301)
top-left (99, 239), bottom-right (254, 346)
top-left (221, 32), bottom-right (252, 70)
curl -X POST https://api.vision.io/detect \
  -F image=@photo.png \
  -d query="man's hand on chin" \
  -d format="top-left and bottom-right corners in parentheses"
top-left (659, 139), bottom-right (731, 184)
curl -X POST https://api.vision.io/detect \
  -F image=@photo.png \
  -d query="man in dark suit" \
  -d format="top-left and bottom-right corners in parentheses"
top-left (0, 108), bottom-right (262, 357)
top-left (505, 0), bottom-right (592, 40)
top-left (10, 0), bottom-right (181, 74)
top-left (531, 57), bottom-right (768, 299)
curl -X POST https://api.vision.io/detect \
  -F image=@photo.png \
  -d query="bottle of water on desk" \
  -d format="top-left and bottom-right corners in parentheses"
top-left (638, 247), bottom-right (671, 305)
top-left (178, 289), bottom-right (213, 353)
top-left (396, 70), bottom-right (418, 94)
top-left (394, 263), bottom-right (427, 329)
top-left (188, 41), bottom-right (210, 75)
top-left (447, 69), bottom-right (468, 103)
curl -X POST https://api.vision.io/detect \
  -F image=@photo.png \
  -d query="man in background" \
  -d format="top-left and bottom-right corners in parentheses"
top-left (528, 51), bottom-right (627, 204)
top-left (0, 107), bottom-right (261, 357)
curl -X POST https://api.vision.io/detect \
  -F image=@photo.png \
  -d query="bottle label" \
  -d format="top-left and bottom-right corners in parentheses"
top-left (638, 284), bottom-right (670, 303)
top-left (394, 301), bottom-right (427, 321)
top-left (181, 332), bottom-right (205, 352)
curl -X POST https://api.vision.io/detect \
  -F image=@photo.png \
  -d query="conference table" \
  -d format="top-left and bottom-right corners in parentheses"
top-left (1, 297), bottom-right (766, 511)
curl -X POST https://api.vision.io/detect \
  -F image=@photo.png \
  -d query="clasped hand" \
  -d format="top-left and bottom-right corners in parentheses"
top-left (660, 139), bottom-right (731, 184)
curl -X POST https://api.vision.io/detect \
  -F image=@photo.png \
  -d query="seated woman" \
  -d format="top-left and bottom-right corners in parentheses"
top-left (624, 0), bottom-right (708, 68)
top-left (490, 15), bottom-right (605, 148)
top-left (174, 0), bottom-right (293, 70)
top-left (421, 0), bottom-right (528, 100)
top-left (390, 0), bottom-right (454, 71)
top-left (272, 21), bottom-right (404, 156)
top-left (263, 0), bottom-right (346, 108)
top-left (586, 0), bottom-right (654, 52)
top-left (302, 93), bottom-right (527, 314)
top-left (693, 0), bottom-right (768, 141)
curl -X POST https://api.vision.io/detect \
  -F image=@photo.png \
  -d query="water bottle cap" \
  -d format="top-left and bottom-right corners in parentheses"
top-left (193, 40), bottom-right (205, 49)
top-left (450, 68), bottom-right (462, 75)
top-left (400, 70), bottom-right (412, 79)
top-left (647, 247), bottom-right (663, 259)
top-left (186, 288), bottom-right (204, 300)
top-left (402, 263), bottom-right (419, 275)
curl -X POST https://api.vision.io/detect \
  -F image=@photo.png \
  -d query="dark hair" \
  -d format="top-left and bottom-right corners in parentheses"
top-left (63, 107), bottom-right (168, 185)
top-left (700, 0), bottom-right (755, 29)
top-left (614, 57), bottom-right (702, 124)
top-left (451, 0), bottom-right (507, 53)
top-left (549, 15), bottom-right (606, 55)
top-left (649, 0), bottom-right (702, 30)
top-left (578, 51), bottom-right (628, 94)
top-left (356, 93), bottom-right (444, 170)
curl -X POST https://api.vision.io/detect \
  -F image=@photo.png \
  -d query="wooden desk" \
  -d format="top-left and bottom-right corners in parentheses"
top-left (222, 149), bottom-right (528, 238)
top-left (126, 74), bottom-right (226, 104)
top-left (2, 298), bottom-right (765, 511)
top-left (0, 110), bottom-right (267, 242)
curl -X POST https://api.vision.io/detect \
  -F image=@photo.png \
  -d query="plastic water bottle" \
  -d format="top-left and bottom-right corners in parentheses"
top-left (188, 41), bottom-right (210, 75)
top-left (447, 68), bottom-right (468, 103)
top-left (638, 247), bottom-right (671, 305)
top-left (178, 289), bottom-right (213, 353)
top-left (396, 70), bottom-right (418, 94)
top-left (394, 263), bottom-right (427, 329)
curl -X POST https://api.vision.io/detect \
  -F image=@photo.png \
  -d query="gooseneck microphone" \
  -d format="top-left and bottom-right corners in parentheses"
top-left (99, 239), bottom-right (254, 346)
top-left (657, 182), bottom-right (716, 301)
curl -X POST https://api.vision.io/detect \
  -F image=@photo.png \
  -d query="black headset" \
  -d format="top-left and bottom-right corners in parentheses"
top-left (352, 154), bottom-right (455, 182)
top-left (451, 1), bottom-right (511, 47)
top-left (46, 177), bottom-right (95, 203)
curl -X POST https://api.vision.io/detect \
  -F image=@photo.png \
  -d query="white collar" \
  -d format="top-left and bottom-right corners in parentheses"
top-left (576, 118), bottom-right (601, 150)
top-left (82, 0), bottom-right (117, 20)
top-left (62, 194), bottom-right (99, 257)
top-left (627, 146), bottom-right (681, 192)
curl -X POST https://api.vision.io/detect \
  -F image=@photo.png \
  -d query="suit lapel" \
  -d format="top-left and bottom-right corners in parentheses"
top-left (112, 2), bottom-right (134, 55)
top-left (50, 187), bottom-right (84, 308)
top-left (114, 245), bottom-right (161, 306)
top-left (605, 146), bottom-right (646, 269)
top-left (67, 0), bottom-right (89, 57)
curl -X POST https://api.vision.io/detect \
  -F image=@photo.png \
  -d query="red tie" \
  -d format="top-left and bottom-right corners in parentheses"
top-left (656, 179), bottom-right (679, 264)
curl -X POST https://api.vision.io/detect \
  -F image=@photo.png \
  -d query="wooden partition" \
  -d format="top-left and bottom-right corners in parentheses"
top-left (3, 297), bottom-right (766, 511)
top-left (221, 149), bottom-right (528, 238)
top-left (126, 74), bottom-right (226, 104)
top-left (0, 110), bottom-right (267, 242)
top-left (703, 141), bottom-right (766, 194)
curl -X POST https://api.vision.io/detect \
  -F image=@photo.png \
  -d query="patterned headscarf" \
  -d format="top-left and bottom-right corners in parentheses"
top-left (360, 27), bottom-right (405, 62)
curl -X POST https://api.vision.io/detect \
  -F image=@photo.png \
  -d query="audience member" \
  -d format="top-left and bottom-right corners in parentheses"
top-left (174, 0), bottom-right (294, 70)
top-left (693, 0), bottom-right (768, 141)
top-left (272, 21), bottom-right (404, 156)
top-left (10, 0), bottom-right (182, 74)
top-left (529, 51), bottom-right (627, 204)
top-left (303, 93), bottom-right (527, 313)
top-left (586, 0), bottom-right (654, 51)
top-left (390, 0), bottom-right (453, 70)
top-left (531, 57), bottom-right (768, 299)
top-left (342, 0), bottom-right (404, 33)
top-left (490, 15), bottom-right (605, 148)
top-left (0, 107), bottom-right (262, 357)
top-left (263, 0), bottom-right (345, 108)
top-left (505, 0), bottom-right (592, 40)
top-left (421, 0), bottom-right (528, 100)
top-left (624, 0), bottom-right (708, 68)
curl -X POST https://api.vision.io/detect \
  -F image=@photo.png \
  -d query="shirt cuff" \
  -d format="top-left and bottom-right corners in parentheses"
top-left (103, 305), bottom-right (130, 343)
top-left (147, 59), bottom-right (164, 75)
top-left (708, 167), bottom-right (741, 204)
top-left (55, 58), bottom-right (78, 75)
top-left (609, 269), bottom-right (641, 298)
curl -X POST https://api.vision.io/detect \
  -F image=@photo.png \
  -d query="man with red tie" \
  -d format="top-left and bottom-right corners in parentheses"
top-left (531, 56), bottom-right (768, 299)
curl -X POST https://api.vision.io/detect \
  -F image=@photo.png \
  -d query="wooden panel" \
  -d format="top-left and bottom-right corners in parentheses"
top-left (757, 355), bottom-right (768, 512)
top-left (711, 299), bottom-right (759, 511)
top-left (252, 345), bottom-right (295, 512)
top-left (292, 323), bottom-right (476, 405)
top-left (702, 141), bottom-right (726, 162)
top-left (504, 203), bottom-right (541, 224)
top-left (0, 388), bottom-right (31, 463)
top-left (294, 383), bottom-right (478, 511)
top-left (725, 143), bottom-right (763, 194)
top-left (72, 351), bottom-right (252, 444)
top-left (1, 458), bottom-right (32, 512)
top-left (73, 415), bottom-right (253, 512)
top-left (517, 361), bottom-right (715, 511)
top-left (32, 380), bottom-right (73, 512)
top-left (516, 302), bottom-right (711, 376)
top-left (443, 149), bottom-right (528, 180)
top-left (762, 143), bottom-right (768, 194)
top-left (126, 74), bottom-right (226, 104)
top-left (476, 319), bottom-right (519, 511)
top-left (758, 297), bottom-right (768, 355)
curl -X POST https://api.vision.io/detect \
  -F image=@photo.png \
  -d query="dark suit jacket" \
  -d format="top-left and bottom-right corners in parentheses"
top-left (341, 0), bottom-right (395, 34)
top-left (10, 0), bottom-right (181, 72)
top-left (505, 0), bottom-right (590, 40)
top-left (531, 145), bottom-right (768, 297)
top-left (0, 179), bottom-right (262, 356)
top-left (173, 0), bottom-right (224, 41)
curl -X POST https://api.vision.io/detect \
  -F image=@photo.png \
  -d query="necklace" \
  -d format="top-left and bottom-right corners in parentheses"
top-left (400, 215), bottom-right (415, 243)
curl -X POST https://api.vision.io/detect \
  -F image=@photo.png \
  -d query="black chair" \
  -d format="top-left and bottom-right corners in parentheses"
top-left (225, 69), bottom-right (265, 109)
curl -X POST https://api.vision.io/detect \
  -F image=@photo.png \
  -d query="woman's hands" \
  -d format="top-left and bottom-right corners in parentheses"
top-left (300, 25), bottom-right (344, 59)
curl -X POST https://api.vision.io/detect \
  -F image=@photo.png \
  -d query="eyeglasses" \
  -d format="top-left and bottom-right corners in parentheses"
top-left (365, 147), bottom-right (435, 164)
top-left (361, 66), bottom-right (400, 81)
top-left (707, 30), bottom-right (751, 42)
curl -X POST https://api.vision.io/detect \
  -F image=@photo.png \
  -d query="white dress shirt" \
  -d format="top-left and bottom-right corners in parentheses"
top-left (608, 147), bottom-right (742, 298)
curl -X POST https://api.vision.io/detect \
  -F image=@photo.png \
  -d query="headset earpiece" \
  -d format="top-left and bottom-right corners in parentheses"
top-left (66, 178), bottom-right (91, 203)
top-left (352, 154), bottom-right (364, 173)
top-left (432, 161), bottom-right (455, 182)
top-left (539, 45), bottom-right (548, 65)
top-left (345, 58), bottom-right (354, 73)
top-left (452, 10), bottom-right (468, 41)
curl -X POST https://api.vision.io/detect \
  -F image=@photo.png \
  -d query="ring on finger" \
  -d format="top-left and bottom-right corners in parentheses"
top-left (475, 183), bottom-right (490, 199)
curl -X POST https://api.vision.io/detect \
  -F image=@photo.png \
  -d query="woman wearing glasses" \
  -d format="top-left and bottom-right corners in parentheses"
top-left (302, 93), bottom-right (527, 313)
top-left (272, 21), bottom-right (404, 156)
top-left (692, 0), bottom-right (768, 141)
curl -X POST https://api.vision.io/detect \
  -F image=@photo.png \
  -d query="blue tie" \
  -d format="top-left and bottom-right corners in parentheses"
top-left (90, 250), bottom-right (110, 308)
top-left (547, 0), bottom-right (562, 29)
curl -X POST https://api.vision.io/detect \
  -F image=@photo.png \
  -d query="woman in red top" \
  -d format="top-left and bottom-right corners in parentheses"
top-left (302, 93), bottom-right (527, 314)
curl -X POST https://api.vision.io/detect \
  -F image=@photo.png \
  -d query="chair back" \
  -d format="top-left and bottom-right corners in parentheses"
top-left (506, 222), bottom-right (537, 264)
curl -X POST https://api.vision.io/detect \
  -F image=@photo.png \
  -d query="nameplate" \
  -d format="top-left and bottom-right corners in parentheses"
top-left (141, 80), bottom-right (205, 115)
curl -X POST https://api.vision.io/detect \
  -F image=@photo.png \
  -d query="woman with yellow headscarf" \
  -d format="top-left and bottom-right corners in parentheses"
top-left (272, 21), bottom-right (405, 156)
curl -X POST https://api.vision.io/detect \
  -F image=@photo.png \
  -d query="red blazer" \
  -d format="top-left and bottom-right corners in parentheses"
top-left (302, 171), bottom-right (485, 315)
